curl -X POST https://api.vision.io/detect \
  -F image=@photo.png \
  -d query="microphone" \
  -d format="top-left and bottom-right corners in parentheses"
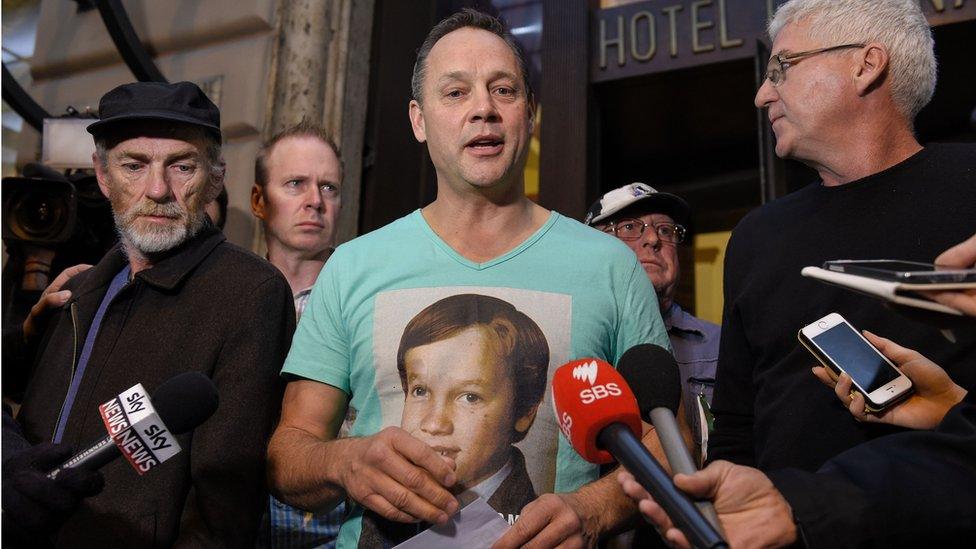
top-left (617, 344), bottom-right (723, 534)
top-left (47, 372), bottom-right (219, 479)
top-left (551, 358), bottom-right (727, 549)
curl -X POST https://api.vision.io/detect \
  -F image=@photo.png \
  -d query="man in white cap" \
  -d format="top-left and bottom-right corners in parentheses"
top-left (585, 183), bottom-right (719, 456)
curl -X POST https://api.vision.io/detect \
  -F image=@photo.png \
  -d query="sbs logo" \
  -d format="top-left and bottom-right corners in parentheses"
top-left (579, 383), bottom-right (622, 404)
top-left (572, 361), bottom-right (598, 385)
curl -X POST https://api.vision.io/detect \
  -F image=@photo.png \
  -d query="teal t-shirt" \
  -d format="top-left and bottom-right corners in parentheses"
top-left (282, 210), bottom-right (670, 547)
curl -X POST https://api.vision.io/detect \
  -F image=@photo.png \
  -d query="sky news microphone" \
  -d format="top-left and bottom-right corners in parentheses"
top-left (617, 343), bottom-right (723, 534)
top-left (551, 358), bottom-right (727, 549)
top-left (47, 371), bottom-right (218, 479)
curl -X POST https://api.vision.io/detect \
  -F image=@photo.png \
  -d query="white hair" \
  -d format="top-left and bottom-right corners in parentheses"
top-left (768, 0), bottom-right (936, 121)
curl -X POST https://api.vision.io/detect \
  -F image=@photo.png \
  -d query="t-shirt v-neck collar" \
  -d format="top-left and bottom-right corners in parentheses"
top-left (413, 208), bottom-right (559, 271)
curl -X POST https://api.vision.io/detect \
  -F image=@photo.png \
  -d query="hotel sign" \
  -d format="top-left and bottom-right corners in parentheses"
top-left (592, 0), bottom-right (975, 83)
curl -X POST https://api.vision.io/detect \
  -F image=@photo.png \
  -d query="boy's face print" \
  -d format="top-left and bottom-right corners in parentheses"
top-left (400, 326), bottom-right (533, 489)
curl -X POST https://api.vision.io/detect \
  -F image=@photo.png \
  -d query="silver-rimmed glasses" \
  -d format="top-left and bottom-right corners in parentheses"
top-left (602, 219), bottom-right (687, 244)
top-left (764, 43), bottom-right (866, 87)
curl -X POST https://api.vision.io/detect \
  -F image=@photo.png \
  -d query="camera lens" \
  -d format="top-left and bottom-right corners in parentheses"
top-left (10, 189), bottom-right (70, 241)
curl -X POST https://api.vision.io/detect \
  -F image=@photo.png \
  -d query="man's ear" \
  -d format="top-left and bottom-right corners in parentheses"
top-left (409, 99), bottom-right (427, 143)
top-left (250, 184), bottom-right (266, 219)
top-left (853, 42), bottom-right (888, 96)
top-left (514, 404), bottom-right (539, 435)
top-left (93, 153), bottom-right (111, 199)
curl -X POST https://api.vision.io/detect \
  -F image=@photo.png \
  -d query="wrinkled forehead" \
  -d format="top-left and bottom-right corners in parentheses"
top-left (424, 27), bottom-right (523, 86)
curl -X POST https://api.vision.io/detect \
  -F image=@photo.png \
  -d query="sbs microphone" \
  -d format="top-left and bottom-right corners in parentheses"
top-left (617, 344), bottom-right (723, 533)
top-left (47, 372), bottom-right (219, 479)
top-left (551, 358), bottom-right (727, 549)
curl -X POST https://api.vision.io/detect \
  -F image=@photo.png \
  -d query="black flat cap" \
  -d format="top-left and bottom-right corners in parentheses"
top-left (87, 81), bottom-right (221, 141)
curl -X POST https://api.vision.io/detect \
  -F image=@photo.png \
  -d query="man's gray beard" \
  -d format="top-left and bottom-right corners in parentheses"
top-left (114, 202), bottom-right (206, 256)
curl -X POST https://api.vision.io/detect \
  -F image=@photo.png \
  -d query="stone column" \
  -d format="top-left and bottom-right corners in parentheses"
top-left (256, 0), bottom-right (374, 252)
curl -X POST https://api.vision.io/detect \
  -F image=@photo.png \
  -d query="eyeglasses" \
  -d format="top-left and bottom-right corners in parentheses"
top-left (602, 219), bottom-right (687, 244)
top-left (764, 43), bottom-right (865, 87)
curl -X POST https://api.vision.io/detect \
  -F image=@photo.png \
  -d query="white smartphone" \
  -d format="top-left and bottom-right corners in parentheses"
top-left (798, 313), bottom-right (913, 412)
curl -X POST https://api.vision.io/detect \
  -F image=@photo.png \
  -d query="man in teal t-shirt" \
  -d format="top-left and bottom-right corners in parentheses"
top-left (267, 9), bottom-right (670, 548)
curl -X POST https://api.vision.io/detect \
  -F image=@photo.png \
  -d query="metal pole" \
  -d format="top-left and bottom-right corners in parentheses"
top-left (2, 63), bottom-right (50, 132)
top-left (94, 0), bottom-right (167, 82)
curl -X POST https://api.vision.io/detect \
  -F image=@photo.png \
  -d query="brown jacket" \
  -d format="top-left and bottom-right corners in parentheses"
top-left (16, 225), bottom-right (295, 547)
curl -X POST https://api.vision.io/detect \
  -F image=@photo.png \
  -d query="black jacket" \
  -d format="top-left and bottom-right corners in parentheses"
top-left (769, 391), bottom-right (976, 548)
top-left (15, 226), bottom-right (295, 547)
top-left (709, 143), bottom-right (976, 471)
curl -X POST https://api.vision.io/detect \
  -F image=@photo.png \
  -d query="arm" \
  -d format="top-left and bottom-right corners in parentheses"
top-left (619, 398), bottom-right (976, 549)
top-left (771, 397), bottom-right (976, 548)
top-left (267, 379), bottom-right (459, 524)
top-left (266, 251), bottom-right (457, 526)
top-left (266, 379), bottom-right (348, 511)
top-left (173, 275), bottom-right (294, 547)
top-left (618, 460), bottom-right (797, 549)
top-left (3, 264), bottom-right (92, 400)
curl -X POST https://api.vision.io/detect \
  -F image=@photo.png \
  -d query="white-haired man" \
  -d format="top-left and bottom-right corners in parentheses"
top-left (619, 232), bottom-right (976, 548)
top-left (709, 0), bottom-right (976, 473)
top-left (615, 1), bottom-right (976, 545)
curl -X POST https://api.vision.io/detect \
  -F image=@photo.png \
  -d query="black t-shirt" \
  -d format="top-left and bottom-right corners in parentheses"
top-left (710, 143), bottom-right (976, 471)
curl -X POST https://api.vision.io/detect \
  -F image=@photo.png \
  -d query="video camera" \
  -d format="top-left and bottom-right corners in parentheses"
top-left (2, 117), bottom-right (116, 329)
top-left (2, 115), bottom-right (116, 255)
top-left (2, 163), bottom-right (114, 249)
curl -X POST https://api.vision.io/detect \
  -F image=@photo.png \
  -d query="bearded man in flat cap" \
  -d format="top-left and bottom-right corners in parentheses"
top-left (12, 81), bottom-right (295, 547)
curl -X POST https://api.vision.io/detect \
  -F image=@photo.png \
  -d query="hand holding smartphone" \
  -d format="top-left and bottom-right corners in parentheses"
top-left (798, 313), bottom-right (913, 413)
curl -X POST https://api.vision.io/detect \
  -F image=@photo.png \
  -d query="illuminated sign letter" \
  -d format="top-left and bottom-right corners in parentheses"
top-left (600, 16), bottom-right (626, 68)
top-left (692, 0), bottom-right (716, 53)
top-left (662, 5), bottom-right (683, 57)
top-left (630, 11), bottom-right (656, 61)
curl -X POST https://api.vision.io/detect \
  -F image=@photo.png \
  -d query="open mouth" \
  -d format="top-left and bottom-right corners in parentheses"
top-left (465, 135), bottom-right (504, 155)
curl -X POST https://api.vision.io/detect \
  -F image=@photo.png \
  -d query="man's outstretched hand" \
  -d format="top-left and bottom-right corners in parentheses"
top-left (618, 461), bottom-right (796, 549)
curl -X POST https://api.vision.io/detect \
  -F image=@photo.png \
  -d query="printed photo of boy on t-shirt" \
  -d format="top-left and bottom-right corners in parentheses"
top-left (359, 294), bottom-right (549, 546)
